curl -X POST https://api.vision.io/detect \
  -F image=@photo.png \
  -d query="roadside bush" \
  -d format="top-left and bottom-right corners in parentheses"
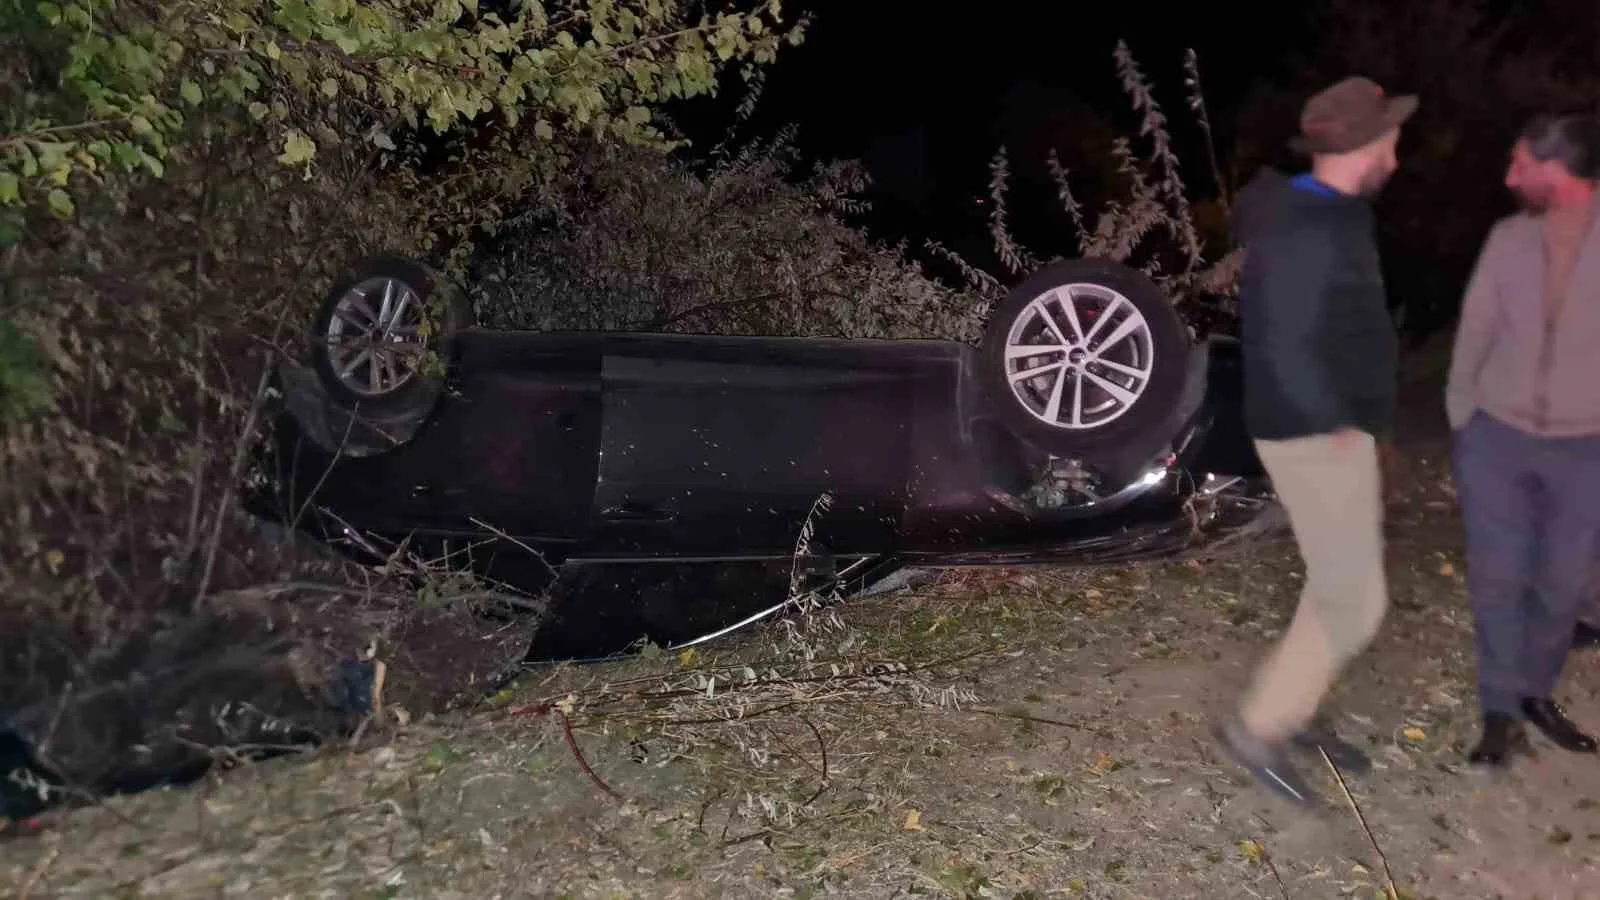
top-left (469, 41), bottom-right (1238, 350)
top-left (0, 0), bottom-right (804, 806)
top-left (932, 42), bottom-right (1242, 332)
top-left (471, 130), bottom-right (990, 342)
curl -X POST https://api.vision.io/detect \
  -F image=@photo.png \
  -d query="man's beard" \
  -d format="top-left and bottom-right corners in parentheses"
top-left (1510, 186), bottom-right (1551, 213)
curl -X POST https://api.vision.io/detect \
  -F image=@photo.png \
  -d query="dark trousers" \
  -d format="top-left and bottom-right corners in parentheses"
top-left (1452, 411), bottom-right (1600, 717)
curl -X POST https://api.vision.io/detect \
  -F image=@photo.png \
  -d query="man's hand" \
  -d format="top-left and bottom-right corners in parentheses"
top-left (1330, 427), bottom-right (1369, 450)
top-left (1362, 434), bottom-right (1406, 506)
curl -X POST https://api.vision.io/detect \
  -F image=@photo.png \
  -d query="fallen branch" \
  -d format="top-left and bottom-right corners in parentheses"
top-left (14, 840), bottom-right (58, 900)
top-left (468, 517), bottom-right (562, 581)
top-left (1261, 843), bottom-right (1290, 900)
top-left (798, 715), bottom-right (829, 806)
top-left (1319, 747), bottom-right (1400, 900)
top-left (205, 579), bottom-right (523, 610)
top-left (966, 706), bottom-right (1096, 734)
top-left (508, 702), bottom-right (625, 803)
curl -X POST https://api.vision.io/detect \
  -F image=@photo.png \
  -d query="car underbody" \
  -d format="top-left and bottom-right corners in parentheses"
top-left (246, 328), bottom-right (1277, 662)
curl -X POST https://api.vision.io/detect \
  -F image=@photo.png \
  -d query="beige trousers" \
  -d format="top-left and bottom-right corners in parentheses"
top-left (1239, 430), bottom-right (1389, 741)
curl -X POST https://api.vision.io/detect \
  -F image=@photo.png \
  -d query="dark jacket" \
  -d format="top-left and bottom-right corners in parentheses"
top-left (1230, 168), bottom-right (1397, 441)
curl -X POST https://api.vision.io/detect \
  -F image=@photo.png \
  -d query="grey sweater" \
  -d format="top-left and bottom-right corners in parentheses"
top-left (1446, 206), bottom-right (1600, 437)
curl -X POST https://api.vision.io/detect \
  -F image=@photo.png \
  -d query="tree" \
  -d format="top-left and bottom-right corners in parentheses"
top-left (2, 0), bottom-right (804, 220)
top-left (0, 0), bottom-right (808, 411)
top-left (0, 1), bottom-right (808, 775)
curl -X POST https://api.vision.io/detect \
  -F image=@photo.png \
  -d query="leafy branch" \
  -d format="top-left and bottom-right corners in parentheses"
top-left (0, 0), bottom-right (807, 224)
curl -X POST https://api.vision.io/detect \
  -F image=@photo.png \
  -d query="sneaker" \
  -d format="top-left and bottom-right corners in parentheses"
top-left (1291, 721), bottom-right (1373, 774)
top-left (1213, 717), bottom-right (1320, 807)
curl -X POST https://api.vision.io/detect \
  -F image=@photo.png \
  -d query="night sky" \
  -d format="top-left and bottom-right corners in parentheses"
top-left (730, 0), bottom-right (1321, 241)
top-left (658, 0), bottom-right (1576, 338)
top-left (752, 1), bottom-right (1310, 156)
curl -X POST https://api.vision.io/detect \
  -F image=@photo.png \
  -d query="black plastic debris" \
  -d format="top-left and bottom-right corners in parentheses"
top-left (1, 725), bottom-right (64, 825)
top-left (332, 659), bottom-right (380, 720)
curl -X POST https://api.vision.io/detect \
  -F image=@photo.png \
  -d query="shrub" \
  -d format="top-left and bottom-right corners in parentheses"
top-left (1, 0), bottom-right (805, 609)
top-left (470, 41), bottom-right (1239, 350)
top-left (928, 42), bottom-right (1241, 332)
top-left (0, 0), bottom-right (805, 799)
top-left (470, 130), bottom-right (990, 342)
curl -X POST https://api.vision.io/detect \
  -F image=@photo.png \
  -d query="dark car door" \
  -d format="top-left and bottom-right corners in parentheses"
top-left (581, 334), bottom-right (921, 559)
top-left (315, 332), bottom-right (605, 552)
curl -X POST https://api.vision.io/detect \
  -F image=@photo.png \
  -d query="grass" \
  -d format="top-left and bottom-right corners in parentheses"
top-left (6, 444), bottom-right (1599, 900)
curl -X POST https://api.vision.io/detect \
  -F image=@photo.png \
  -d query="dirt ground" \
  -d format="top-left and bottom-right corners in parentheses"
top-left (4, 429), bottom-right (1600, 900)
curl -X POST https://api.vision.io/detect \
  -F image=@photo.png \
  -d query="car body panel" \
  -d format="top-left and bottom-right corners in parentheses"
top-left (243, 328), bottom-right (1274, 662)
top-left (585, 334), bottom-right (924, 557)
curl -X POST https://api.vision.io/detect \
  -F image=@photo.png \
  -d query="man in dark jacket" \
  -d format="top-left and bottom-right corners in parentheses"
top-left (1214, 76), bottom-right (1416, 807)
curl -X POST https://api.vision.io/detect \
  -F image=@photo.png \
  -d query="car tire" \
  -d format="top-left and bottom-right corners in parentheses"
top-left (275, 359), bottom-right (431, 459)
top-left (979, 258), bottom-right (1192, 473)
top-left (310, 255), bottom-right (473, 420)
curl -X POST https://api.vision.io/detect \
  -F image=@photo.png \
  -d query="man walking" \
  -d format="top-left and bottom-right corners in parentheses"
top-left (1216, 76), bottom-right (1416, 806)
top-left (1446, 112), bottom-right (1600, 766)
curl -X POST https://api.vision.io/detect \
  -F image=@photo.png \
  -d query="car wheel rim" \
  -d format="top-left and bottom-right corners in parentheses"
top-left (1002, 282), bottom-right (1154, 430)
top-left (324, 276), bottom-right (428, 397)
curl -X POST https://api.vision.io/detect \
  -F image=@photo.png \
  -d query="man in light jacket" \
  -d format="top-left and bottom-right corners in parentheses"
top-left (1446, 111), bottom-right (1600, 766)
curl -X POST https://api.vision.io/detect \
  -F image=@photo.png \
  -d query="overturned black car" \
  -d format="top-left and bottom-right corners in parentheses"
top-left (245, 255), bottom-right (1278, 662)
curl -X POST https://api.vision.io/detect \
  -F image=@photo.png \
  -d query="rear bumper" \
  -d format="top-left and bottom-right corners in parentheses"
top-left (896, 474), bottom-right (1283, 568)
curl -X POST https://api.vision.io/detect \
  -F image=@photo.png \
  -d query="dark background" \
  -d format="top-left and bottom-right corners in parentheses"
top-left (670, 0), bottom-right (1598, 343)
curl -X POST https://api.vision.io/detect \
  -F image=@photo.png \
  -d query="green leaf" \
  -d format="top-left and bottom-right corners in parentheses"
top-left (320, 78), bottom-right (339, 99)
top-left (277, 129), bottom-right (317, 166)
top-left (0, 173), bottom-right (18, 205)
top-left (534, 120), bottom-right (554, 141)
top-left (32, 141), bottom-right (71, 175)
top-left (113, 142), bottom-right (143, 170)
top-left (180, 79), bottom-right (204, 105)
top-left (46, 188), bottom-right (74, 218)
top-left (0, 209), bottom-right (23, 249)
